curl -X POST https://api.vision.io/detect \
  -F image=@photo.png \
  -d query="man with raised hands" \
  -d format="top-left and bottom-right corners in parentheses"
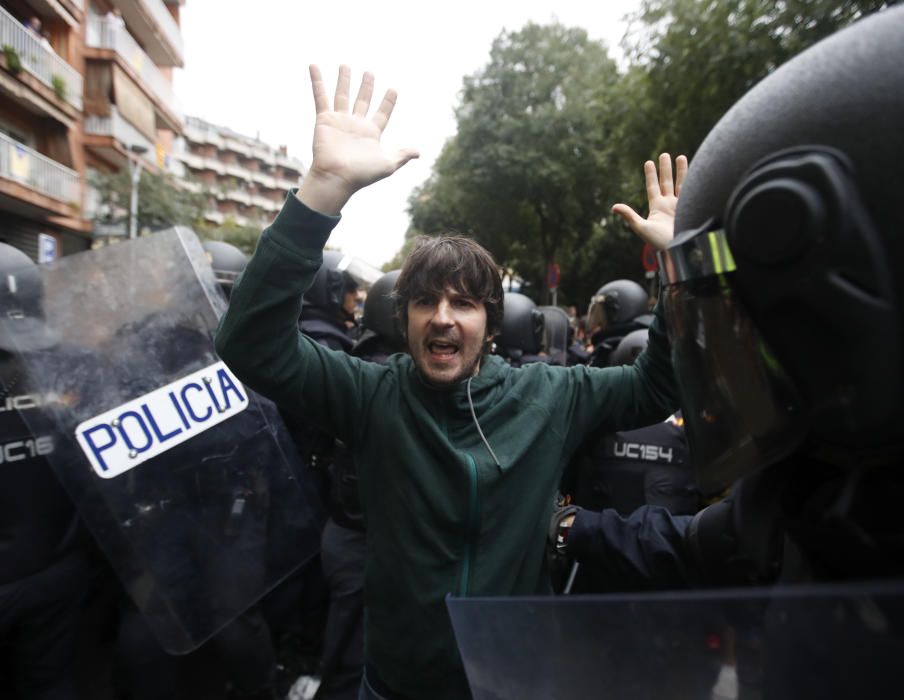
top-left (216, 65), bottom-right (681, 699)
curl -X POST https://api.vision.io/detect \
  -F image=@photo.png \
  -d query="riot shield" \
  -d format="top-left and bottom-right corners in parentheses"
top-left (448, 581), bottom-right (904, 699)
top-left (538, 306), bottom-right (569, 366)
top-left (0, 229), bottom-right (324, 653)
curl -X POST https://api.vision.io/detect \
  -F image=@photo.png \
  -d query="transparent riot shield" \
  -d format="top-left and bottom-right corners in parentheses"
top-left (538, 306), bottom-right (569, 366)
top-left (448, 580), bottom-right (904, 699)
top-left (0, 229), bottom-right (324, 653)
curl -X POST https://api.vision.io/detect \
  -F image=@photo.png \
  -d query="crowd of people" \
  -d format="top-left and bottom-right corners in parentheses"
top-left (2, 5), bottom-right (903, 700)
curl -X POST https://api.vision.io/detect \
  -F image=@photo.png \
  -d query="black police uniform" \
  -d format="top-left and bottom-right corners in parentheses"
top-left (571, 415), bottom-right (701, 517)
top-left (0, 352), bottom-right (94, 700)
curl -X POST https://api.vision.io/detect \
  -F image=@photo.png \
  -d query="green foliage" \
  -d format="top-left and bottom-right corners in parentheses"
top-left (51, 74), bottom-right (66, 100)
top-left (3, 45), bottom-right (22, 74)
top-left (90, 167), bottom-right (208, 234)
top-left (195, 218), bottom-right (262, 256)
top-left (620, 0), bottom-right (892, 158)
top-left (408, 22), bottom-right (620, 303)
top-left (396, 2), bottom-right (891, 307)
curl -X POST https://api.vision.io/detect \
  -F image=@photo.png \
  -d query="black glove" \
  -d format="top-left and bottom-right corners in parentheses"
top-left (686, 468), bottom-right (786, 586)
top-left (549, 503), bottom-right (581, 555)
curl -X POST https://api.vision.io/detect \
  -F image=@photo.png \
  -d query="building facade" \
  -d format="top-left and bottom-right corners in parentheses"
top-left (175, 115), bottom-right (305, 231)
top-left (0, 0), bottom-right (184, 260)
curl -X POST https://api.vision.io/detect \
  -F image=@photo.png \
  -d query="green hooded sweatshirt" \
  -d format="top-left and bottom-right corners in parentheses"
top-left (215, 193), bottom-right (678, 699)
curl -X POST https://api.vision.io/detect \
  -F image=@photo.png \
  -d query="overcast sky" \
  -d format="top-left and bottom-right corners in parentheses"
top-left (173, 1), bottom-right (641, 267)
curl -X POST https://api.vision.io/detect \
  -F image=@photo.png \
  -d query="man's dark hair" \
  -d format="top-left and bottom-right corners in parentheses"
top-left (393, 235), bottom-right (504, 342)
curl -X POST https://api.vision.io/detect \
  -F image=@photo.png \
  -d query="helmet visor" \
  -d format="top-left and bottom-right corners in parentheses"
top-left (660, 227), bottom-right (806, 493)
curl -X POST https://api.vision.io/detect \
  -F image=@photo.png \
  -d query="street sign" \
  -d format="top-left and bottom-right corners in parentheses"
top-left (642, 242), bottom-right (659, 273)
top-left (547, 263), bottom-right (561, 291)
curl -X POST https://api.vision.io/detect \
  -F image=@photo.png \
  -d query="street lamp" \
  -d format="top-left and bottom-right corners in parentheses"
top-left (128, 143), bottom-right (148, 239)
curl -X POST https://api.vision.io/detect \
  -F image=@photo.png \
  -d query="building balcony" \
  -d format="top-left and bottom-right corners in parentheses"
top-left (251, 194), bottom-right (281, 213)
top-left (203, 209), bottom-right (224, 224)
top-left (184, 118), bottom-right (225, 149)
top-left (222, 135), bottom-right (252, 158)
top-left (0, 5), bottom-right (83, 110)
top-left (222, 188), bottom-right (252, 206)
top-left (31, 0), bottom-right (84, 25)
top-left (178, 177), bottom-right (202, 193)
top-left (85, 14), bottom-right (183, 129)
top-left (275, 175), bottom-right (301, 191)
top-left (111, 0), bottom-right (183, 68)
top-left (275, 152), bottom-right (306, 177)
top-left (250, 143), bottom-right (273, 163)
top-left (223, 162), bottom-right (246, 180)
top-left (0, 130), bottom-right (79, 212)
top-left (84, 107), bottom-right (157, 169)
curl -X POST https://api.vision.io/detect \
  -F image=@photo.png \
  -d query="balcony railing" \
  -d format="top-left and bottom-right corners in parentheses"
top-left (184, 119), bottom-right (225, 149)
top-left (0, 131), bottom-right (79, 204)
top-left (275, 152), bottom-right (306, 176)
top-left (122, 0), bottom-right (184, 65)
top-left (86, 15), bottom-right (182, 123)
top-left (276, 174), bottom-right (301, 191)
top-left (251, 194), bottom-right (281, 212)
top-left (84, 107), bottom-right (156, 166)
top-left (0, 5), bottom-right (83, 110)
top-left (223, 189), bottom-right (252, 206)
top-left (144, 0), bottom-right (183, 60)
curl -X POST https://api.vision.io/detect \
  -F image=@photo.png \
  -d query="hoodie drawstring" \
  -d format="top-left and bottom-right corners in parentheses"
top-left (466, 376), bottom-right (501, 469)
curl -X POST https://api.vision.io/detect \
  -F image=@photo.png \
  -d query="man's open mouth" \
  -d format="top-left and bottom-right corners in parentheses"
top-left (428, 341), bottom-right (459, 357)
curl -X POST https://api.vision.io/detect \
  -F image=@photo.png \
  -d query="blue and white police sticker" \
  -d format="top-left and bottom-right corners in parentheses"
top-left (75, 361), bottom-right (248, 479)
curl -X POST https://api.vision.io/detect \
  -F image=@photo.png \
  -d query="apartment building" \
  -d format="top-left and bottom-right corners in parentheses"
top-left (175, 115), bottom-right (305, 230)
top-left (0, 0), bottom-right (184, 260)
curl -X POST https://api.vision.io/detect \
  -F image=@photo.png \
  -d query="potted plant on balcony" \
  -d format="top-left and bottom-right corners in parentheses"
top-left (51, 74), bottom-right (67, 101)
top-left (2, 45), bottom-right (23, 75)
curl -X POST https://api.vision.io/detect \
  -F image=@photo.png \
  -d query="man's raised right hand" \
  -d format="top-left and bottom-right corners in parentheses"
top-left (296, 65), bottom-right (420, 215)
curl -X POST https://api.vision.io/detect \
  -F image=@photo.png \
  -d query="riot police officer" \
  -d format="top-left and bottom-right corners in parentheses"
top-left (0, 243), bottom-right (94, 700)
top-left (555, 8), bottom-right (904, 696)
top-left (269, 250), bottom-right (362, 693)
top-left (585, 279), bottom-right (652, 367)
top-left (317, 269), bottom-right (405, 700)
top-left (570, 329), bottom-right (701, 519)
top-left (299, 250), bottom-right (361, 351)
top-left (115, 238), bottom-right (282, 700)
top-left (558, 328), bottom-right (701, 594)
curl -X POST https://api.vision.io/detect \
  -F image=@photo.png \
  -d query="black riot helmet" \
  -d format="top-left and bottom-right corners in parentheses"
top-left (359, 269), bottom-right (405, 353)
top-left (496, 292), bottom-right (545, 362)
top-left (609, 328), bottom-right (649, 368)
top-left (202, 240), bottom-right (248, 299)
top-left (0, 243), bottom-right (55, 352)
top-left (586, 279), bottom-right (650, 338)
top-left (661, 6), bottom-right (904, 493)
top-left (304, 250), bottom-right (359, 323)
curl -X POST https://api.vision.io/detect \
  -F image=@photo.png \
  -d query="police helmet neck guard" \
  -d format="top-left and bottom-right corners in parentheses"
top-left (662, 147), bottom-right (900, 493)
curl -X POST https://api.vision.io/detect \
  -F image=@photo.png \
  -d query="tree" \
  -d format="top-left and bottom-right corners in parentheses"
top-left (620, 0), bottom-right (893, 159)
top-left (395, 3), bottom-right (893, 307)
top-left (91, 167), bottom-right (207, 234)
top-left (407, 22), bottom-right (621, 303)
top-left (195, 218), bottom-right (263, 256)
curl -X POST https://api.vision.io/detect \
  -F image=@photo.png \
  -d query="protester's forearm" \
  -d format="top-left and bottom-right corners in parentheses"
top-left (215, 192), bottom-right (339, 401)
